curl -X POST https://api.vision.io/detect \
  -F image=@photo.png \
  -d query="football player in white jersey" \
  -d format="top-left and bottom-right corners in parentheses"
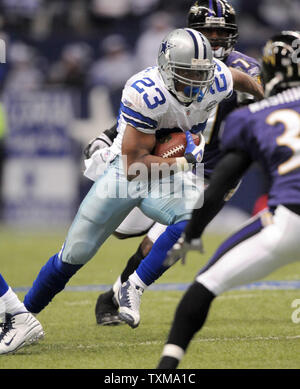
top-left (91, 0), bottom-right (264, 326)
top-left (0, 28), bottom-right (237, 352)
top-left (0, 273), bottom-right (44, 354)
top-left (86, 30), bottom-right (259, 329)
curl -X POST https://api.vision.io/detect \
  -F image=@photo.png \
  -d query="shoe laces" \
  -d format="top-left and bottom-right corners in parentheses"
top-left (125, 282), bottom-right (143, 310)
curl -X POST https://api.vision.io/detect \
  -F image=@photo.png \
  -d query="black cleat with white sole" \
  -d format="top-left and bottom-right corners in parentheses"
top-left (95, 289), bottom-right (124, 326)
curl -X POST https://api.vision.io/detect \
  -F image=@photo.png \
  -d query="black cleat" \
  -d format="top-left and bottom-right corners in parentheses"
top-left (95, 289), bottom-right (124, 326)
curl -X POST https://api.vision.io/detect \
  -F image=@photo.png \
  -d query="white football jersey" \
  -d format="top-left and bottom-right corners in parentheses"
top-left (110, 58), bottom-right (233, 156)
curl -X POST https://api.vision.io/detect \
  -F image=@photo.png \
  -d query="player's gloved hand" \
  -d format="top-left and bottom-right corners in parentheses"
top-left (184, 131), bottom-right (205, 166)
top-left (163, 234), bottom-right (204, 267)
top-left (84, 133), bottom-right (113, 159)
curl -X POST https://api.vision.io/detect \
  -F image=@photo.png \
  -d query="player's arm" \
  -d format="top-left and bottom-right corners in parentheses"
top-left (230, 67), bottom-right (264, 101)
top-left (184, 150), bottom-right (252, 242)
top-left (122, 124), bottom-right (189, 181)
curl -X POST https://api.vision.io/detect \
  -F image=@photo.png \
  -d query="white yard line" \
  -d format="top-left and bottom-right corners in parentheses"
top-left (124, 334), bottom-right (300, 347)
top-left (50, 335), bottom-right (300, 350)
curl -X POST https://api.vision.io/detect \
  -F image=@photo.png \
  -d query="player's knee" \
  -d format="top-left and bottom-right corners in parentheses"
top-left (61, 241), bottom-right (97, 265)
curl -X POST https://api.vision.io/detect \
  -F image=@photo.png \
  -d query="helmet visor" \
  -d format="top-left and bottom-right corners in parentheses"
top-left (170, 60), bottom-right (215, 102)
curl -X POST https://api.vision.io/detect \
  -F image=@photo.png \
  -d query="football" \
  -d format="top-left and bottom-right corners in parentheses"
top-left (153, 132), bottom-right (201, 158)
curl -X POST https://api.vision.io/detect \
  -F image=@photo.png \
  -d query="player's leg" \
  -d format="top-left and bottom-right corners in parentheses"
top-left (0, 273), bottom-right (44, 354)
top-left (113, 207), bottom-right (155, 240)
top-left (95, 207), bottom-right (155, 325)
top-left (23, 160), bottom-right (139, 315)
top-left (117, 220), bottom-right (188, 328)
top-left (0, 274), bottom-right (25, 316)
top-left (117, 172), bottom-right (202, 328)
top-left (95, 218), bottom-right (167, 325)
top-left (157, 206), bottom-right (300, 368)
top-left (115, 221), bottom-right (167, 288)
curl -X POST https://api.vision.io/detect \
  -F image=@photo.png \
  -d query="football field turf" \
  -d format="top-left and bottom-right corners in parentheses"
top-left (1, 228), bottom-right (300, 369)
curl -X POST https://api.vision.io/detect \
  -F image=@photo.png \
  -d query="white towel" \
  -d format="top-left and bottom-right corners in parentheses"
top-left (84, 147), bottom-right (116, 181)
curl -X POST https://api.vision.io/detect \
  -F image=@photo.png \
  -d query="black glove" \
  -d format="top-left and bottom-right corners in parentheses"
top-left (84, 133), bottom-right (113, 159)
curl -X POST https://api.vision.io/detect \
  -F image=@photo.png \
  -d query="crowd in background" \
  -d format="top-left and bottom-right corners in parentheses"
top-left (0, 0), bottom-right (299, 113)
top-left (0, 0), bottom-right (298, 223)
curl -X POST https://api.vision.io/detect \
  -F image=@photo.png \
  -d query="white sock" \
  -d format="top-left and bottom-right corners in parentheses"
top-left (112, 276), bottom-right (121, 295)
top-left (162, 344), bottom-right (184, 360)
top-left (129, 272), bottom-right (147, 290)
top-left (1, 287), bottom-right (28, 315)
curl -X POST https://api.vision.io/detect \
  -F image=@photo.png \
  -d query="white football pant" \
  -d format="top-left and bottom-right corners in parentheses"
top-left (197, 205), bottom-right (300, 295)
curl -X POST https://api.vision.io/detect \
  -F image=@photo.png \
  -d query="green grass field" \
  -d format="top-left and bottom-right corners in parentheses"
top-left (1, 228), bottom-right (300, 369)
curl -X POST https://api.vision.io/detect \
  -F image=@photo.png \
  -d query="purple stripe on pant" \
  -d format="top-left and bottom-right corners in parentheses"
top-left (197, 217), bottom-right (263, 276)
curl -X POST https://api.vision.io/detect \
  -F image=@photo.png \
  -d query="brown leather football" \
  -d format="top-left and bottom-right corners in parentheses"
top-left (153, 132), bottom-right (200, 158)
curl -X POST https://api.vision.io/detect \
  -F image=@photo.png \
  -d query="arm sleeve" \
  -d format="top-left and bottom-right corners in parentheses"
top-left (228, 54), bottom-right (262, 106)
top-left (214, 59), bottom-right (234, 101)
top-left (184, 150), bottom-right (252, 242)
top-left (120, 81), bottom-right (161, 134)
top-left (103, 123), bottom-right (118, 143)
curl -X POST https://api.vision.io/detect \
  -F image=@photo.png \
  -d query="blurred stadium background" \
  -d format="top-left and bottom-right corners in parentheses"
top-left (0, 0), bottom-right (299, 230)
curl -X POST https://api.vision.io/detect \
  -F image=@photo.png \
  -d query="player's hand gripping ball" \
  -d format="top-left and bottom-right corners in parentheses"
top-left (153, 132), bottom-right (201, 158)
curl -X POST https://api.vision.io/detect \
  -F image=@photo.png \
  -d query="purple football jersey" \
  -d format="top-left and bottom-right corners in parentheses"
top-left (225, 50), bottom-right (261, 81)
top-left (203, 50), bottom-right (261, 177)
top-left (221, 87), bottom-right (300, 208)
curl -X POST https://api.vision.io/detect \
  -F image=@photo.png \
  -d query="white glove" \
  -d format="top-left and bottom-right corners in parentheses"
top-left (163, 234), bottom-right (204, 267)
top-left (84, 133), bottom-right (113, 159)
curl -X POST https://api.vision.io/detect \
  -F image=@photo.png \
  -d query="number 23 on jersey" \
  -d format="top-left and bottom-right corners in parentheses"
top-left (131, 77), bottom-right (166, 110)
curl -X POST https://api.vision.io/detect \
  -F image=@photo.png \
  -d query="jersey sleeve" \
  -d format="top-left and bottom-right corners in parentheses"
top-left (220, 106), bottom-right (254, 155)
top-left (226, 51), bottom-right (262, 104)
top-left (120, 76), bottom-right (165, 135)
top-left (227, 51), bottom-right (261, 80)
top-left (213, 59), bottom-right (234, 102)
